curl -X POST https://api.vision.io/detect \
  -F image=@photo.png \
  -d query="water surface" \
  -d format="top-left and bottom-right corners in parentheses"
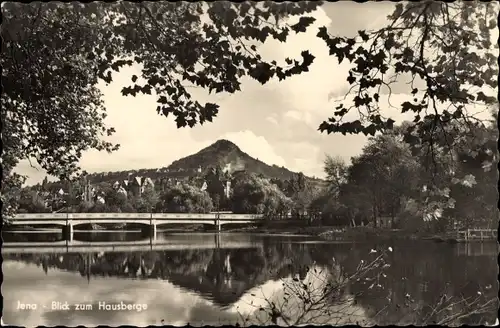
top-left (2, 231), bottom-right (498, 326)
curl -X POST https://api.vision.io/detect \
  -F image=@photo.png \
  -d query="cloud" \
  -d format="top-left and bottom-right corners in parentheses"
top-left (265, 116), bottom-right (278, 125)
top-left (220, 130), bottom-right (287, 167)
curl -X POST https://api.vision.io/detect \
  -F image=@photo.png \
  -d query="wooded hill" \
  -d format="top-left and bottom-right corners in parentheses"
top-left (71, 139), bottom-right (324, 186)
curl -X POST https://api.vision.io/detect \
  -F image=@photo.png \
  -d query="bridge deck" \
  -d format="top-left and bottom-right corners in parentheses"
top-left (12, 213), bottom-right (263, 220)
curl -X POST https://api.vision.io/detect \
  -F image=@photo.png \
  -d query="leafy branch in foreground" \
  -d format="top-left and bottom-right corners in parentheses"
top-left (318, 1), bottom-right (498, 139)
top-left (97, 1), bottom-right (321, 128)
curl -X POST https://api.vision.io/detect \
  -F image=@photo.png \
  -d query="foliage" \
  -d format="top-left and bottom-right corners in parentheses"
top-left (76, 201), bottom-right (94, 213)
top-left (231, 172), bottom-right (292, 217)
top-left (320, 114), bottom-right (497, 231)
top-left (282, 172), bottom-right (321, 218)
top-left (323, 155), bottom-right (348, 197)
top-left (17, 189), bottom-right (50, 213)
top-left (317, 2), bottom-right (498, 138)
top-left (107, 2), bottom-right (321, 128)
top-left (315, 2), bottom-right (498, 219)
top-left (101, 184), bottom-right (135, 213)
top-left (157, 183), bottom-right (213, 213)
top-left (130, 186), bottom-right (159, 213)
top-left (4, 2), bottom-right (497, 229)
top-left (347, 133), bottom-right (420, 227)
top-left (1, 168), bottom-right (25, 221)
top-left (2, 3), bottom-right (120, 219)
top-left (204, 165), bottom-right (227, 210)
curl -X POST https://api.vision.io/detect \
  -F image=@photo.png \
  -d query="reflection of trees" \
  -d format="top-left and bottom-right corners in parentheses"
top-left (4, 240), bottom-right (498, 325)
top-left (4, 242), bottom-right (338, 307)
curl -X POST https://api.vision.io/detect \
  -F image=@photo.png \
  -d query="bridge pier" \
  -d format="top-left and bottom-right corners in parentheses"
top-left (62, 223), bottom-right (74, 242)
top-left (214, 219), bottom-right (221, 233)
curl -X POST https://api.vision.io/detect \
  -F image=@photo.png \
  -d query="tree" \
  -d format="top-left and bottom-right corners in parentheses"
top-left (2, 3), bottom-right (118, 220)
top-left (1, 1), bottom-right (322, 221)
top-left (337, 133), bottom-right (420, 228)
top-left (157, 183), bottom-right (213, 213)
top-left (41, 176), bottom-right (49, 191)
top-left (363, 133), bottom-right (420, 227)
top-left (131, 186), bottom-right (159, 213)
top-left (101, 184), bottom-right (134, 213)
top-left (448, 119), bottom-right (498, 228)
top-left (392, 112), bottom-right (498, 230)
top-left (204, 166), bottom-right (226, 210)
top-left (283, 173), bottom-right (318, 219)
top-left (17, 189), bottom-right (51, 213)
top-left (317, 156), bottom-right (350, 226)
top-left (231, 173), bottom-right (291, 218)
top-left (323, 156), bottom-right (348, 197)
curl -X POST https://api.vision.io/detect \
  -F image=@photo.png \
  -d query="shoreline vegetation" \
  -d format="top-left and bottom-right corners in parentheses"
top-left (5, 221), bottom-right (496, 244)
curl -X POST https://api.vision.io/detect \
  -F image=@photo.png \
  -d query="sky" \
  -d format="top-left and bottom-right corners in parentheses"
top-left (15, 2), bottom-right (496, 186)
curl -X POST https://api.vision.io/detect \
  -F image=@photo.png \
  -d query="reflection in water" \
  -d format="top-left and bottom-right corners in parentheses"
top-left (2, 232), bottom-right (498, 326)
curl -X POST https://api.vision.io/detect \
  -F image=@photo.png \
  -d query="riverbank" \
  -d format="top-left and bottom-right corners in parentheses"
top-left (228, 225), bottom-right (497, 243)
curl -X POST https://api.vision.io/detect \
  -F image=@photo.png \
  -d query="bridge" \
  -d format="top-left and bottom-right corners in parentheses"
top-left (8, 212), bottom-right (265, 242)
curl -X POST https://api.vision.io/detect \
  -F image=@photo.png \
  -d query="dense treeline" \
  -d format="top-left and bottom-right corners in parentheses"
top-left (17, 170), bottom-right (305, 218)
top-left (314, 114), bottom-right (498, 232)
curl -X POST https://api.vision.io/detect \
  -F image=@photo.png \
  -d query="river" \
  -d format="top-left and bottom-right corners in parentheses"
top-left (2, 231), bottom-right (498, 326)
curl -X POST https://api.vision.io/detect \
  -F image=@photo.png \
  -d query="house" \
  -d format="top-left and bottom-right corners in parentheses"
top-left (96, 194), bottom-right (106, 204)
top-left (222, 163), bottom-right (231, 174)
top-left (125, 176), bottom-right (156, 197)
top-left (116, 186), bottom-right (128, 197)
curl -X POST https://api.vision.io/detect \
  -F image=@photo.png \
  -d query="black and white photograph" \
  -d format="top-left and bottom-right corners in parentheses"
top-left (1, 1), bottom-right (499, 326)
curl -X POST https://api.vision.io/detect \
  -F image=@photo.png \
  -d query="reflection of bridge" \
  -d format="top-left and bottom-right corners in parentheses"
top-left (2, 236), bottom-right (263, 254)
top-left (9, 213), bottom-right (264, 241)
